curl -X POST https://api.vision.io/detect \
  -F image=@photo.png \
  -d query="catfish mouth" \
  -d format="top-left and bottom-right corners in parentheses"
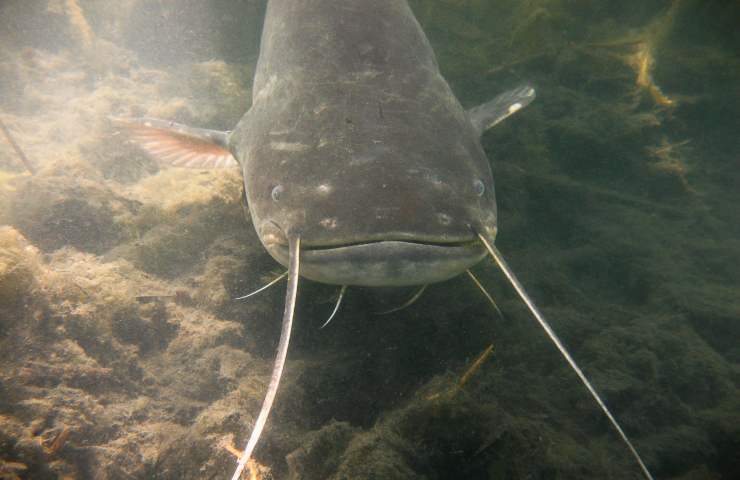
top-left (301, 237), bottom-right (477, 251)
top-left (267, 237), bottom-right (486, 287)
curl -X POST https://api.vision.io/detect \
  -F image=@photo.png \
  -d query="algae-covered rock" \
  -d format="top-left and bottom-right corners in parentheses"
top-left (1, 0), bottom-right (739, 479)
top-left (286, 420), bottom-right (359, 480)
top-left (285, 378), bottom-right (506, 480)
top-left (0, 233), bottom-right (271, 478)
top-left (10, 173), bottom-right (138, 254)
top-left (0, 227), bottom-right (41, 313)
top-left (109, 168), bottom-right (249, 278)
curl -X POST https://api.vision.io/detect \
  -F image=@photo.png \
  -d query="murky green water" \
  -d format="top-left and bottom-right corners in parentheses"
top-left (0, 1), bottom-right (738, 479)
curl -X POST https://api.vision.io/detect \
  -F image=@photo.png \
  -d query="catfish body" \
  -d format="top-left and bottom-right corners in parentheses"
top-left (230, 0), bottom-right (497, 286)
top-left (117, 2), bottom-right (653, 479)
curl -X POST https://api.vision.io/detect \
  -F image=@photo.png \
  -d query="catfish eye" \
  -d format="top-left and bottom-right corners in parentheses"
top-left (271, 185), bottom-right (284, 202)
top-left (473, 179), bottom-right (485, 196)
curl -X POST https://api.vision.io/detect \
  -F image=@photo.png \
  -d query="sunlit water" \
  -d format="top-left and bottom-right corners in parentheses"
top-left (0, 1), bottom-right (738, 479)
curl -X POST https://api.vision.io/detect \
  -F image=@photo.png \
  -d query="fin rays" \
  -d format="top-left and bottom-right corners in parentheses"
top-left (475, 232), bottom-right (654, 480)
top-left (112, 116), bottom-right (238, 169)
top-left (467, 85), bottom-right (536, 135)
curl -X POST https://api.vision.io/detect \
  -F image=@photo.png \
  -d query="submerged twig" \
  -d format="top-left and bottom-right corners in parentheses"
top-left (220, 438), bottom-right (268, 479)
top-left (220, 439), bottom-right (242, 460)
top-left (46, 426), bottom-right (71, 455)
top-left (452, 343), bottom-right (494, 395)
top-left (425, 343), bottom-right (496, 401)
top-left (0, 118), bottom-right (35, 174)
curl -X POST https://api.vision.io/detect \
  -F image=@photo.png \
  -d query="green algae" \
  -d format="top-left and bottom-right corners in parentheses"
top-left (0, 1), bottom-right (738, 479)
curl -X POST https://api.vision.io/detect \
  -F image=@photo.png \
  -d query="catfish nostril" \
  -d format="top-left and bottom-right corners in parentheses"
top-left (261, 221), bottom-right (287, 246)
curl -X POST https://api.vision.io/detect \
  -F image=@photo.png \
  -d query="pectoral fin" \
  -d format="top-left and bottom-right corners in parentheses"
top-left (112, 117), bottom-right (238, 169)
top-left (467, 85), bottom-right (536, 135)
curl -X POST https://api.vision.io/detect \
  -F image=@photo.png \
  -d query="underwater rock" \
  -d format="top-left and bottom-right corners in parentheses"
top-left (286, 420), bottom-right (359, 480)
top-left (9, 173), bottom-right (138, 254)
top-left (82, 135), bottom-right (159, 184)
top-left (111, 299), bottom-right (177, 355)
top-left (0, 226), bottom-right (273, 479)
top-left (0, 227), bottom-right (41, 317)
top-left (284, 376), bottom-right (509, 480)
top-left (110, 168), bottom-right (248, 278)
top-left (0, 1), bottom-right (739, 479)
top-left (0, 414), bottom-right (59, 480)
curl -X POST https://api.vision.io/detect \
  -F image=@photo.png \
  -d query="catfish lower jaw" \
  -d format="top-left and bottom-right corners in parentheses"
top-left (267, 240), bottom-right (486, 287)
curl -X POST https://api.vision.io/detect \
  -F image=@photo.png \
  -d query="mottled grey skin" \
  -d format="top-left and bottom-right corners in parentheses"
top-left (230, 0), bottom-right (497, 286)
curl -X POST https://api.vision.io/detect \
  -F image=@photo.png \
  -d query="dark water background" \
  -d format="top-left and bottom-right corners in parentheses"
top-left (0, 1), bottom-right (738, 479)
